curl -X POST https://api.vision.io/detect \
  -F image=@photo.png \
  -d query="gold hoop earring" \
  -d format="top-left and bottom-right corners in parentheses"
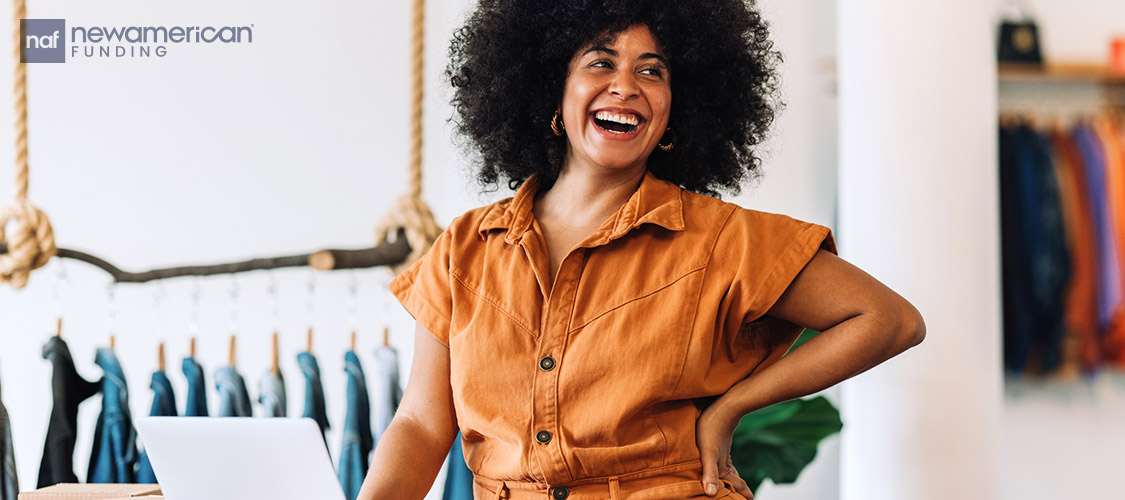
top-left (551, 108), bottom-right (565, 136)
top-left (657, 127), bottom-right (675, 151)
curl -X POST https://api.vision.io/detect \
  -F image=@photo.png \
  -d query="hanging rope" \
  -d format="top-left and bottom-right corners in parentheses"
top-left (373, 0), bottom-right (442, 274)
top-left (0, 0), bottom-right (56, 289)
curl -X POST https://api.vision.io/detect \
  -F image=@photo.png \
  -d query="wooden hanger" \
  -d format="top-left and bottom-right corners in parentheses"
top-left (229, 335), bottom-right (237, 368)
top-left (306, 327), bottom-right (314, 353)
top-left (189, 337), bottom-right (197, 358)
top-left (382, 326), bottom-right (389, 348)
top-left (109, 335), bottom-right (116, 350)
top-left (350, 331), bottom-right (357, 351)
top-left (158, 342), bottom-right (165, 372)
top-left (55, 317), bottom-right (62, 338)
top-left (271, 332), bottom-right (280, 375)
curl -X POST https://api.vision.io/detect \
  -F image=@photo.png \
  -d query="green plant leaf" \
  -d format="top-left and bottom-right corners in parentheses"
top-left (730, 395), bottom-right (843, 492)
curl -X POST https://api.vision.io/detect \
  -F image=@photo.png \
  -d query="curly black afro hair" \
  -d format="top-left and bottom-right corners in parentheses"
top-left (447, 0), bottom-right (781, 197)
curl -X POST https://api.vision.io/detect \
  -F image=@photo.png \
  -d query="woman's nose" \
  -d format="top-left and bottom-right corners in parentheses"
top-left (609, 70), bottom-right (640, 100)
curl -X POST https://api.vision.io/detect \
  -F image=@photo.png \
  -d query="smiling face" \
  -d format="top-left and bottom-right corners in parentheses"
top-left (559, 24), bottom-right (671, 175)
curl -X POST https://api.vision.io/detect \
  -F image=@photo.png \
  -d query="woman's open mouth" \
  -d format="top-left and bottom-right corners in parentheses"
top-left (593, 110), bottom-right (642, 134)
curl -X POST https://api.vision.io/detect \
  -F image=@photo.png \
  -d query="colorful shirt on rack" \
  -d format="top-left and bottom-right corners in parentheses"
top-left (1051, 128), bottom-right (1102, 372)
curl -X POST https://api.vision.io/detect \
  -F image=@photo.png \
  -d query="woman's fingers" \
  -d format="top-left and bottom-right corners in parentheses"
top-left (717, 455), bottom-right (754, 500)
top-left (720, 468), bottom-right (754, 500)
top-left (699, 447), bottom-right (720, 496)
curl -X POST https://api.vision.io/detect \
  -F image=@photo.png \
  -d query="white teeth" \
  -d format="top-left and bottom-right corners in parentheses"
top-left (595, 110), bottom-right (640, 126)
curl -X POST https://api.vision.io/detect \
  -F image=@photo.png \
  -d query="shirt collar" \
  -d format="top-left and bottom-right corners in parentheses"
top-left (477, 170), bottom-right (686, 245)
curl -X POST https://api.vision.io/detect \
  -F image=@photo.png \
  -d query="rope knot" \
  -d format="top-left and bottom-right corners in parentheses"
top-left (374, 194), bottom-right (442, 275)
top-left (0, 199), bottom-right (56, 288)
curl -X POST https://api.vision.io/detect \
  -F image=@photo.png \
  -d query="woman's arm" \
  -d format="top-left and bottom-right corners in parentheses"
top-left (699, 249), bottom-right (926, 497)
top-left (357, 323), bottom-right (459, 500)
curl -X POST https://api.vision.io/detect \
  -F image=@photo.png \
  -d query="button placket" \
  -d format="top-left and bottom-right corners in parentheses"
top-left (530, 249), bottom-right (584, 483)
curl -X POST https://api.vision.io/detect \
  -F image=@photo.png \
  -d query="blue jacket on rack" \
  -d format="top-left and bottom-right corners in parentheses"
top-left (258, 371), bottom-right (287, 418)
top-left (298, 352), bottom-right (329, 444)
top-left (214, 366), bottom-right (252, 418)
top-left (87, 348), bottom-right (137, 484)
top-left (136, 370), bottom-right (177, 484)
top-left (182, 357), bottom-right (208, 417)
top-left (338, 350), bottom-right (372, 500)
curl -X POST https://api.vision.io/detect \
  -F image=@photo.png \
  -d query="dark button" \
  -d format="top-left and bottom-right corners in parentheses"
top-left (539, 356), bottom-right (556, 371)
top-left (552, 486), bottom-right (569, 500)
top-left (535, 430), bottom-right (552, 444)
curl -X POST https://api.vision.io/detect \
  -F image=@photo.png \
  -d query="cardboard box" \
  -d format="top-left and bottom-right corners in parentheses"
top-left (18, 484), bottom-right (162, 500)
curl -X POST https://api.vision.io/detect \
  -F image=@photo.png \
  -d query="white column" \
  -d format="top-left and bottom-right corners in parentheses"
top-left (837, 2), bottom-right (1002, 500)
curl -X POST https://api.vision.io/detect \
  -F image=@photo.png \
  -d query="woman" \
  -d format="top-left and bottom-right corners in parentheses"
top-left (360, 1), bottom-right (925, 499)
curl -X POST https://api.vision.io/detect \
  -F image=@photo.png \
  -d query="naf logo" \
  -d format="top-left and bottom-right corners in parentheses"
top-left (20, 19), bottom-right (66, 63)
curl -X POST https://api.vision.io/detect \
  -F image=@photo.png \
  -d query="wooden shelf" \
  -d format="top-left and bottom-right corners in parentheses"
top-left (999, 62), bottom-right (1125, 85)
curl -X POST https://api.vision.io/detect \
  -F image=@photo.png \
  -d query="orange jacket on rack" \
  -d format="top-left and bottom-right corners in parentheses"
top-left (1052, 128), bottom-right (1101, 372)
top-left (1095, 118), bottom-right (1125, 366)
top-left (390, 171), bottom-right (835, 500)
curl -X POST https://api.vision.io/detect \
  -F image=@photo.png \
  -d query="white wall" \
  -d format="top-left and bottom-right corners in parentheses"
top-left (992, 2), bottom-right (1125, 500)
top-left (0, 0), bottom-right (839, 499)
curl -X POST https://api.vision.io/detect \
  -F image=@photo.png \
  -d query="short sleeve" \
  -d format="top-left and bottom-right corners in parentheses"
top-left (711, 208), bottom-right (837, 359)
top-left (387, 226), bottom-right (454, 346)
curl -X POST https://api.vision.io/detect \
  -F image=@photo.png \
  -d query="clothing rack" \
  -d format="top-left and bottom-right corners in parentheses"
top-left (0, 229), bottom-right (410, 283)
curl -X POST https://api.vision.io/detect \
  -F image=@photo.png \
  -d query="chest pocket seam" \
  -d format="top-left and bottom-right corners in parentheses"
top-left (450, 264), bottom-right (538, 339)
top-left (568, 264), bottom-right (707, 334)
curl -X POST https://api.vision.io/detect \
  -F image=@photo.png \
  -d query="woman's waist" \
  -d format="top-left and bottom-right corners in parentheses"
top-left (472, 460), bottom-right (716, 500)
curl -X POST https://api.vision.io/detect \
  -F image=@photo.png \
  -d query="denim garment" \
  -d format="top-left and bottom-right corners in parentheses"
top-left (214, 366), bottom-right (253, 417)
top-left (297, 352), bottom-right (329, 442)
top-left (999, 125), bottom-right (1071, 373)
top-left (87, 348), bottom-right (138, 483)
top-left (1, 374), bottom-right (19, 500)
top-left (371, 346), bottom-right (402, 445)
top-left (258, 372), bottom-right (287, 418)
top-left (337, 351), bottom-right (372, 500)
top-left (37, 336), bottom-right (99, 487)
top-left (442, 433), bottom-right (472, 500)
top-left (182, 357), bottom-right (209, 417)
top-left (136, 371), bottom-right (177, 484)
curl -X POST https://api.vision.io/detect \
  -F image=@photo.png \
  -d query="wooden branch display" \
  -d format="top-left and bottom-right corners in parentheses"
top-left (0, 229), bottom-right (411, 283)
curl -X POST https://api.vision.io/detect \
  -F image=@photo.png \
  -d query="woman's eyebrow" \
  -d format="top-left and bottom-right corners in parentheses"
top-left (640, 53), bottom-right (669, 66)
top-left (582, 47), bottom-right (668, 66)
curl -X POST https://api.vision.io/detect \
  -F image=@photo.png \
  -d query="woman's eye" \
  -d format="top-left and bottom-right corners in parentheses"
top-left (590, 59), bottom-right (612, 69)
top-left (640, 67), bottom-right (664, 77)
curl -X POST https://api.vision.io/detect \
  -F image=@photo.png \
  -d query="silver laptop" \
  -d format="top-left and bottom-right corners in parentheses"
top-left (136, 417), bottom-right (346, 500)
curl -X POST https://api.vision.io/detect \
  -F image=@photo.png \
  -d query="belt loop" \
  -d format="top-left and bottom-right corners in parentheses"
top-left (608, 476), bottom-right (621, 500)
top-left (493, 480), bottom-right (508, 500)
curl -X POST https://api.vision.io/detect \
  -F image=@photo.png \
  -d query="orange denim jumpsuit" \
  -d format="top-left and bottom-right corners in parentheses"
top-left (389, 171), bottom-right (836, 500)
